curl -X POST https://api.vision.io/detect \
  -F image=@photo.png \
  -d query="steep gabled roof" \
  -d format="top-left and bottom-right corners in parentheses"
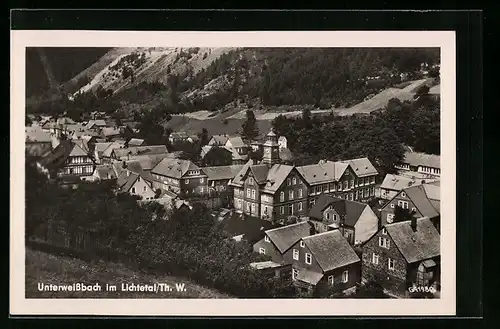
top-left (340, 157), bottom-right (379, 177)
top-left (230, 160), bottom-right (254, 186)
top-left (403, 152), bottom-right (440, 169)
top-left (302, 230), bottom-right (361, 272)
top-left (386, 217), bottom-right (440, 264)
top-left (250, 164), bottom-right (271, 184)
top-left (151, 157), bottom-right (201, 179)
top-left (209, 134), bottom-right (229, 145)
top-left (296, 161), bottom-right (348, 185)
top-left (203, 165), bottom-right (245, 181)
top-left (404, 185), bottom-right (440, 218)
top-left (380, 174), bottom-right (423, 191)
top-left (308, 194), bottom-right (368, 227)
top-left (226, 136), bottom-right (246, 148)
top-left (38, 140), bottom-right (90, 170)
top-left (262, 164), bottom-right (295, 193)
top-left (264, 221), bottom-right (312, 254)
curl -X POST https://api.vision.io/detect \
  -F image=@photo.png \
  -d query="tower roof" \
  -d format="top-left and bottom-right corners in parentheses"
top-left (267, 130), bottom-right (277, 137)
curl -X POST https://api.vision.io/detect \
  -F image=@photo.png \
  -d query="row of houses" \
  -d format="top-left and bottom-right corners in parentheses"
top-left (252, 215), bottom-right (440, 298)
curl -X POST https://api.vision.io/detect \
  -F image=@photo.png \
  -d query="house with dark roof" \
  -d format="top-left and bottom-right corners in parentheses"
top-left (230, 131), bottom-right (310, 222)
top-left (380, 182), bottom-right (440, 231)
top-left (36, 140), bottom-right (95, 181)
top-left (253, 221), bottom-right (313, 263)
top-left (126, 138), bottom-right (145, 147)
top-left (204, 165), bottom-right (244, 193)
top-left (284, 230), bottom-right (361, 297)
top-left (222, 212), bottom-right (277, 244)
top-left (151, 158), bottom-right (208, 196)
top-left (396, 151), bottom-right (441, 178)
top-left (25, 125), bottom-right (52, 157)
top-left (296, 157), bottom-right (379, 207)
top-left (361, 217), bottom-right (441, 298)
top-left (208, 134), bottom-right (230, 147)
top-left (378, 173), bottom-right (438, 200)
top-left (307, 194), bottom-right (379, 245)
top-left (92, 164), bottom-right (118, 181)
top-left (116, 169), bottom-right (157, 201)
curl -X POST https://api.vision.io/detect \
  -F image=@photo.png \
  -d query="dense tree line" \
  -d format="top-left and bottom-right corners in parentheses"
top-left (26, 164), bottom-right (295, 298)
top-left (272, 96), bottom-right (440, 176)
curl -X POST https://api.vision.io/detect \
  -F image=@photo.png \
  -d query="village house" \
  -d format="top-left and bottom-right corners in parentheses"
top-left (378, 173), bottom-right (438, 200)
top-left (92, 164), bottom-right (117, 181)
top-left (396, 151), bottom-right (441, 178)
top-left (296, 157), bottom-right (379, 207)
top-left (253, 221), bottom-right (313, 263)
top-left (110, 145), bottom-right (169, 162)
top-left (231, 131), bottom-right (313, 222)
top-left (380, 181), bottom-right (440, 230)
top-left (307, 193), bottom-right (379, 245)
top-left (85, 119), bottom-right (107, 131)
top-left (93, 142), bottom-right (115, 164)
top-left (36, 139), bottom-right (95, 181)
top-left (99, 140), bottom-right (127, 163)
top-left (187, 135), bottom-right (199, 144)
top-left (361, 217), bottom-right (440, 298)
top-left (25, 125), bottom-right (53, 158)
top-left (150, 158), bottom-right (208, 196)
top-left (114, 162), bottom-right (157, 201)
top-left (101, 127), bottom-right (122, 141)
top-left (203, 164), bottom-right (244, 194)
top-left (208, 134), bottom-right (230, 147)
top-left (168, 132), bottom-right (189, 144)
top-left (225, 136), bottom-right (248, 156)
top-left (278, 136), bottom-right (287, 149)
top-left (200, 145), bottom-right (234, 165)
top-left (286, 230), bottom-right (361, 297)
top-left (250, 141), bottom-right (263, 152)
top-left (249, 261), bottom-right (293, 282)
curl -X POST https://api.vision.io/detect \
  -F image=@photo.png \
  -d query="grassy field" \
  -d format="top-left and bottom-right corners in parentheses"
top-left (25, 248), bottom-right (233, 299)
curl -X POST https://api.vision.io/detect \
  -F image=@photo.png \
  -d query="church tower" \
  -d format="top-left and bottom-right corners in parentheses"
top-left (262, 130), bottom-right (280, 165)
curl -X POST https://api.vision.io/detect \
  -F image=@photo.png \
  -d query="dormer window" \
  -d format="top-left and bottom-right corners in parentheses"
top-left (249, 177), bottom-right (254, 185)
top-left (401, 192), bottom-right (406, 197)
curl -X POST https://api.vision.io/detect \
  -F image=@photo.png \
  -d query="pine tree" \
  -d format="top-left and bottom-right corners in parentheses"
top-left (241, 110), bottom-right (259, 141)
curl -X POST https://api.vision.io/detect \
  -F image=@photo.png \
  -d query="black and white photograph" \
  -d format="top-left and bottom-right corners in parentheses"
top-left (11, 30), bottom-right (456, 316)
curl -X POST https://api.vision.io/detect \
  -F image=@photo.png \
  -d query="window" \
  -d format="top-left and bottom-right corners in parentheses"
top-left (310, 198), bottom-right (316, 206)
top-left (370, 176), bottom-right (376, 184)
top-left (287, 178), bottom-right (291, 186)
top-left (342, 270), bottom-right (349, 283)
top-left (298, 189), bottom-right (303, 198)
top-left (355, 190), bottom-right (359, 200)
top-left (259, 248), bottom-right (266, 255)
top-left (292, 269), bottom-right (299, 280)
top-left (390, 203), bottom-right (395, 208)
top-left (185, 179), bottom-right (190, 184)
top-left (288, 204), bottom-right (293, 214)
top-left (200, 177), bottom-right (204, 183)
top-left (343, 181), bottom-right (348, 190)
top-left (326, 213), bottom-right (331, 220)
top-left (372, 253), bottom-right (379, 265)
top-left (344, 231), bottom-right (350, 238)
top-left (249, 177), bottom-right (254, 185)
top-left (382, 228), bottom-right (387, 235)
top-left (388, 258), bottom-right (395, 270)
top-left (331, 183), bottom-right (336, 191)
top-left (280, 191), bottom-right (285, 202)
top-left (401, 192), bottom-right (406, 197)
top-left (293, 249), bottom-right (299, 260)
top-left (328, 275), bottom-right (334, 285)
top-left (131, 187), bottom-right (136, 194)
top-left (137, 176), bottom-right (141, 182)
top-left (350, 180), bottom-right (354, 188)
top-left (292, 177), bottom-right (297, 185)
top-left (379, 236), bottom-right (390, 248)
top-left (280, 206), bottom-right (285, 215)
top-left (143, 186), bottom-right (147, 192)
top-left (251, 203), bottom-right (256, 212)
top-left (300, 241), bottom-right (305, 248)
top-left (289, 190), bottom-right (294, 200)
top-left (411, 207), bottom-right (416, 212)
top-left (370, 187), bottom-right (375, 196)
top-left (305, 253), bottom-right (312, 265)
top-left (298, 202), bottom-right (303, 211)
top-left (265, 235), bottom-right (270, 243)
top-left (251, 189), bottom-right (256, 199)
top-left (349, 193), bottom-right (353, 201)
top-left (247, 188), bottom-right (251, 198)
top-left (398, 200), bottom-right (409, 209)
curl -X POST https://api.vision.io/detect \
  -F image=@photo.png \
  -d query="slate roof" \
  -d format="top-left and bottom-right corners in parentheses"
top-left (265, 221), bottom-right (312, 254)
top-left (308, 194), bottom-right (368, 227)
top-left (203, 165), bottom-right (245, 181)
top-left (112, 145), bottom-right (168, 159)
top-left (340, 157), bottom-right (379, 177)
top-left (102, 141), bottom-right (125, 158)
top-left (403, 152), bottom-right (440, 169)
top-left (94, 164), bottom-right (117, 180)
top-left (209, 134), bottom-right (229, 146)
top-left (403, 184), bottom-right (440, 218)
top-left (94, 142), bottom-right (114, 156)
top-left (226, 136), bottom-right (246, 148)
top-left (385, 217), bottom-right (440, 264)
top-left (73, 139), bottom-right (90, 153)
top-left (151, 158), bottom-right (201, 179)
top-left (380, 174), bottom-right (423, 191)
top-left (25, 125), bottom-right (51, 143)
top-left (230, 161), bottom-right (295, 194)
top-left (296, 268), bottom-right (324, 285)
top-left (125, 153), bottom-right (171, 171)
top-left (38, 140), bottom-right (88, 170)
top-left (127, 138), bottom-right (145, 147)
top-left (296, 161), bottom-right (348, 185)
top-left (302, 230), bottom-right (361, 272)
top-left (101, 127), bottom-right (121, 137)
top-left (116, 172), bottom-right (140, 192)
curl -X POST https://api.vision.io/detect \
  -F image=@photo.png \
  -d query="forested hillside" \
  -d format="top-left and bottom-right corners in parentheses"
top-left (26, 47), bottom-right (439, 119)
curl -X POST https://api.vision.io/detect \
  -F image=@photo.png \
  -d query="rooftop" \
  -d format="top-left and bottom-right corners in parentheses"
top-left (403, 152), bottom-right (440, 169)
top-left (265, 221), bottom-right (312, 254)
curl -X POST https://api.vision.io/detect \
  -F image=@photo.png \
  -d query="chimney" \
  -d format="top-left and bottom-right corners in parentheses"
top-left (410, 217), bottom-right (417, 232)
